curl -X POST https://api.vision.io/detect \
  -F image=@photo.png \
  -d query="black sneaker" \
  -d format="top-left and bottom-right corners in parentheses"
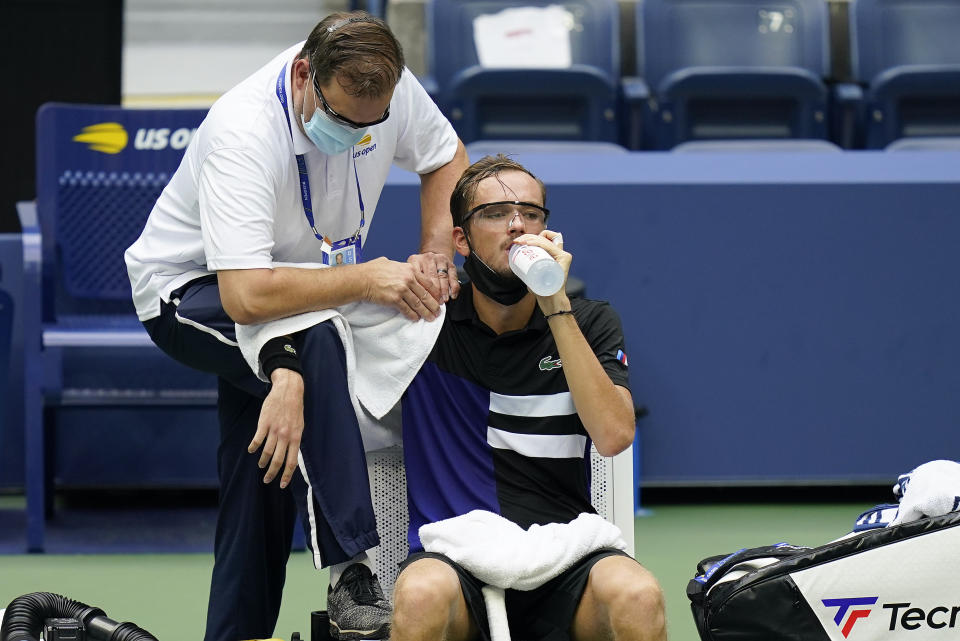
top-left (327, 563), bottom-right (391, 640)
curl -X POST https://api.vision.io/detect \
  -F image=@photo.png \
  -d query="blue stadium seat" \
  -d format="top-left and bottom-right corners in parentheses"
top-left (851, 0), bottom-right (960, 149)
top-left (425, 0), bottom-right (621, 143)
top-left (20, 103), bottom-right (217, 552)
top-left (631, 0), bottom-right (830, 150)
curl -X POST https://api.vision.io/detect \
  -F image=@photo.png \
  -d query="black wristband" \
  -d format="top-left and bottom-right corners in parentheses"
top-left (544, 309), bottom-right (573, 320)
top-left (259, 336), bottom-right (303, 379)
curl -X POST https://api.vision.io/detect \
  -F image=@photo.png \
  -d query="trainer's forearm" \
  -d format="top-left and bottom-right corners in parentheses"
top-left (418, 140), bottom-right (469, 257)
top-left (218, 265), bottom-right (370, 325)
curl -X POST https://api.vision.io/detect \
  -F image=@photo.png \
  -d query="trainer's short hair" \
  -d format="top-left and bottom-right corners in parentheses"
top-left (298, 11), bottom-right (405, 98)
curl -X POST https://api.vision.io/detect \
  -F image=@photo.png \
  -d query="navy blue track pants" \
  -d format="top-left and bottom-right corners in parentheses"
top-left (143, 275), bottom-right (379, 641)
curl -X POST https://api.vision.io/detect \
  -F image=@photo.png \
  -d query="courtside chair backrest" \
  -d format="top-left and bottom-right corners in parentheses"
top-left (22, 103), bottom-right (214, 552)
top-left (640, 0), bottom-right (828, 89)
top-left (636, 0), bottom-right (830, 149)
top-left (36, 104), bottom-right (208, 315)
top-left (53, 158), bottom-right (165, 302)
top-left (426, 0), bottom-right (621, 143)
top-left (851, 0), bottom-right (960, 82)
top-left (851, 0), bottom-right (960, 148)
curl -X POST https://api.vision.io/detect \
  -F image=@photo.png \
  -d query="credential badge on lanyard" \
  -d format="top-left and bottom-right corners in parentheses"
top-left (276, 64), bottom-right (365, 266)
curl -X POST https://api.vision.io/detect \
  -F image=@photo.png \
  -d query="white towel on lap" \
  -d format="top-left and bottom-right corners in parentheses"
top-left (234, 262), bottom-right (444, 451)
top-left (889, 459), bottom-right (960, 526)
top-left (420, 510), bottom-right (627, 641)
top-left (419, 510), bottom-right (627, 591)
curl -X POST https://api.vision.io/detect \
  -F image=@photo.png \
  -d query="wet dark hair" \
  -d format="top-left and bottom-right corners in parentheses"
top-left (450, 154), bottom-right (547, 230)
top-left (297, 11), bottom-right (405, 98)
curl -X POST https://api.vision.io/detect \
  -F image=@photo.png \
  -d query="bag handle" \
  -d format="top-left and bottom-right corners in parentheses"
top-left (687, 543), bottom-right (811, 604)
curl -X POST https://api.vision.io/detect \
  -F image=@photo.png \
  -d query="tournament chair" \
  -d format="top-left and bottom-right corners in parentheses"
top-left (20, 103), bottom-right (216, 551)
top-left (630, 0), bottom-right (831, 150)
top-left (851, 0), bottom-right (960, 148)
top-left (425, 0), bottom-right (622, 144)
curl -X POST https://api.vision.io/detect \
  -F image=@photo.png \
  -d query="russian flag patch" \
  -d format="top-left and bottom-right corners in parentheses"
top-left (616, 349), bottom-right (628, 367)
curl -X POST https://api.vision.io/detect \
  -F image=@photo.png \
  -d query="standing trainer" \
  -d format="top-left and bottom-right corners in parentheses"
top-left (125, 12), bottom-right (468, 641)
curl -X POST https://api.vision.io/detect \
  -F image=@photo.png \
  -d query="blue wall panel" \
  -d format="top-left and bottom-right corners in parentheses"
top-left (367, 151), bottom-right (960, 485)
top-left (5, 152), bottom-right (960, 488)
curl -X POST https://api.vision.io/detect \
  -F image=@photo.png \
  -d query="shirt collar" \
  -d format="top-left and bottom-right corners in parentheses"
top-left (450, 284), bottom-right (549, 333)
top-left (448, 283), bottom-right (476, 323)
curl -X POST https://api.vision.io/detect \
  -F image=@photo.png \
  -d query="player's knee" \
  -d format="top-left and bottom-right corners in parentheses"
top-left (627, 577), bottom-right (666, 621)
top-left (615, 574), bottom-right (666, 638)
top-left (393, 563), bottom-right (460, 624)
top-left (593, 561), bottom-right (665, 618)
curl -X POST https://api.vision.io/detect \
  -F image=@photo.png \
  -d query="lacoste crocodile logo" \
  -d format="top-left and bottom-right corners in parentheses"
top-left (539, 356), bottom-right (562, 371)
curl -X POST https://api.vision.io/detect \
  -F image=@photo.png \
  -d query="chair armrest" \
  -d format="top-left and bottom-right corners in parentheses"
top-left (831, 83), bottom-right (864, 149)
top-left (833, 82), bottom-right (863, 104)
top-left (620, 77), bottom-right (650, 150)
top-left (18, 200), bottom-right (42, 350)
top-left (17, 201), bottom-right (41, 276)
top-left (621, 76), bottom-right (650, 103)
top-left (17, 200), bottom-right (38, 233)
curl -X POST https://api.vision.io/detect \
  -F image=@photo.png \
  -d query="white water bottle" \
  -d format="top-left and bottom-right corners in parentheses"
top-left (508, 240), bottom-right (564, 296)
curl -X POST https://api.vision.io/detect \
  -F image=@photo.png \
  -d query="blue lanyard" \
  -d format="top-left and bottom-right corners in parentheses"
top-left (275, 64), bottom-right (365, 243)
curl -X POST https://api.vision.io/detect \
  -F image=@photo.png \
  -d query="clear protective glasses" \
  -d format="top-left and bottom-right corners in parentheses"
top-left (463, 200), bottom-right (550, 231)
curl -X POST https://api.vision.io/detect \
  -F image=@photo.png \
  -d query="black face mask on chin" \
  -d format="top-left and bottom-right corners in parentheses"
top-left (462, 241), bottom-right (528, 306)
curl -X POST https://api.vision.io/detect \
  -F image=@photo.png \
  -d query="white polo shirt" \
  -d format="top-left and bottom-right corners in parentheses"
top-left (125, 42), bottom-right (459, 322)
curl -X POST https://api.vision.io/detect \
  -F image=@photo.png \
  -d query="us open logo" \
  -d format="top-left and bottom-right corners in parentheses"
top-left (72, 122), bottom-right (128, 154)
top-left (353, 133), bottom-right (377, 158)
top-left (73, 122), bottom-right (197, 154)
top-left (822, 597), bottom-right (878, 638)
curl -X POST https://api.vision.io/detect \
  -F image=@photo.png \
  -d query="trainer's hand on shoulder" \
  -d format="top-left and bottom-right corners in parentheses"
top-left (407, 252), bottom-right (460, 303)
top-left (361, 257), bottom-right (441, 321)
top-left (248, 368), bottom-right (304, 489)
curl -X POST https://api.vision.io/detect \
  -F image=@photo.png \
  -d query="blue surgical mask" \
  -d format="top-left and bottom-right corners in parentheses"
top-left (301, 87), bottom-right (367, 156)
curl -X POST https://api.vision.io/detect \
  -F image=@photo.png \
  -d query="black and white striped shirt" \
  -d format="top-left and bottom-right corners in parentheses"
top-left (402, 284), bottom-right (630, 552)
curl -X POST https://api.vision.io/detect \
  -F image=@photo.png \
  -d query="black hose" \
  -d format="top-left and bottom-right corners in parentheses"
top-left (87, 618), bottom-right (159, 641)
top-left (1, 592), bottom-right (100, 641)
top-left (1, 592), bottom-right (158, 641)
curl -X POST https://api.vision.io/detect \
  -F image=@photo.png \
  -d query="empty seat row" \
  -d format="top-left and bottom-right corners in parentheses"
top-left (419, 0), bottom-right (960, 150)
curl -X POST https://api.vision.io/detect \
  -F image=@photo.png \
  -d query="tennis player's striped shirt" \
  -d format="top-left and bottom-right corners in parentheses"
top-left (401, 284), bottom-right (631, 552)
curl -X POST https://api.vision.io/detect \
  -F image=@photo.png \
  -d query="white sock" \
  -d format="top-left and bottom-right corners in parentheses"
top-left (329, 551), bottom-right (375, 589)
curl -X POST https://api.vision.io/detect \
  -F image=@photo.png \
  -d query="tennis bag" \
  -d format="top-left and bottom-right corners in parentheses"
top-left (687, 511), bottom-right (960, 641)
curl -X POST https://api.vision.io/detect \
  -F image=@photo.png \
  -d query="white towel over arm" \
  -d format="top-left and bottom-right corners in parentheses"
top-left (234, 262), bottom-right (445, 451)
